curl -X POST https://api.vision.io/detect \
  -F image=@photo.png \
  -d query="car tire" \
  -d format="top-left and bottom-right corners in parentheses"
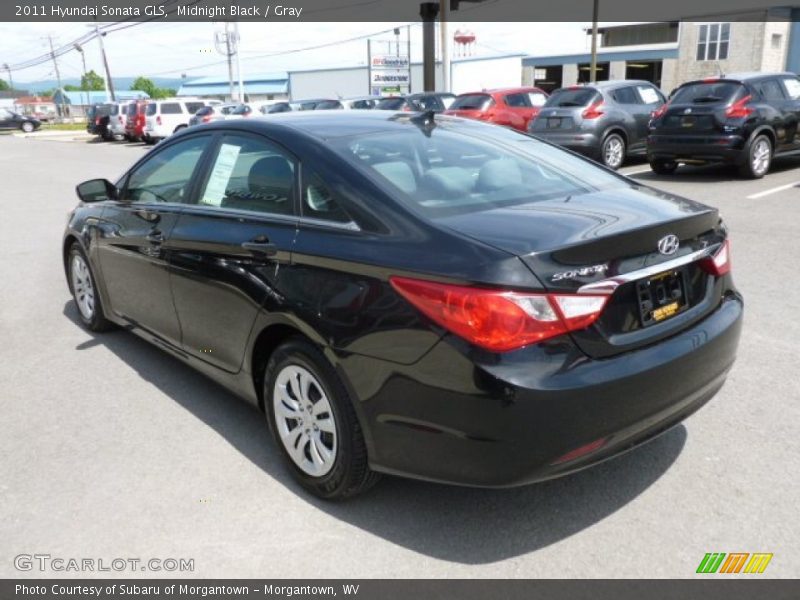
top-left (264, 337), bottom-right (380, 500)
top-left (67, 243), bottom-right (114, 332)
top-left (649, 159), bottom-right (678, 175)
top-left (738, 134), bottom-right (772, 179)
top-left (601, 133), bottom-right (626, 170)
top-left (20, 121), bottom-right (34, 133)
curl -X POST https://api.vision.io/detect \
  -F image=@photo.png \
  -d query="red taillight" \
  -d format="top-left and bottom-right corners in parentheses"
top-left (156, 115), bottom-right (162, 125)
top-left (582, 100), bottom-right (604, 119)
top-left (699, 239), bottom-right (731, 277)
top-left (94, 117), bottom-right (100, 125)
top-left (725, 94), bottom-right (753, 119)
top-left (389, 277), bottom-right (610, 352)
top-left (551, 437), bottom-right (608, 465)
top-left (651, 103), bottom-right (668, 119)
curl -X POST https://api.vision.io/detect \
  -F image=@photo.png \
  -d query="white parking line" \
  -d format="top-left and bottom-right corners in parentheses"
top-left (746, 181), bottom-right (800, 199)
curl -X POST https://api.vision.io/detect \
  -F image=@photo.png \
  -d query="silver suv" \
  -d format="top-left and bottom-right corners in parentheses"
top-left (529, 80), bottom-right (666, 169)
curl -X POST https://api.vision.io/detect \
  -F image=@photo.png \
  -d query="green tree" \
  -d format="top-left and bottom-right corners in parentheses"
top-left (64, 84), bottom-right (81, 91)
top-left (131, 76), bottom-right (175, 100)
top-left (0, 78), bottom-right (10, 91)
top-left (81, 70), bottom-right (105, 91)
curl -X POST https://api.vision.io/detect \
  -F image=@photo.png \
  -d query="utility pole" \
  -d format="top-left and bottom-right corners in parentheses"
top-left (420, 2), bottom-right (439, 92)
top-left (407, 25), bottom-right (412, 93)
top-left (2, 63), bottom-right (13, 91)
top-left (93, 23), bottom-right (115, 100)
top-left (47, 35), bottom-right (67, 119)
top-left (215, 23), bottom-right (236, 101)
top-left (233, 22), bottom-right (244, 102)
top-left (74, 43), bottom-right (89, 109)
top-left (589, 0), bottom-right (599, 83)
top-left (439, 0), bottom-right (450, 93)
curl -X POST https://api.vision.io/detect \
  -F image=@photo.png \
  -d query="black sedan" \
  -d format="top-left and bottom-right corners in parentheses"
top-left (0, 107), bottom-right (41, 132)
top-left (63, 112), bottom-right (742, 499)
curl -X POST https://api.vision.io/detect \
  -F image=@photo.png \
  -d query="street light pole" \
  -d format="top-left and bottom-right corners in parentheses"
top-left (420, 2), bottom-right (439, 92)
top-left (439, 0), bottom-right (450, 93)
top-left (233, 22), bottom-right (244, 102)
top-left (74, 44), bottom-right (89, 109)
top-left (47, 35), bottom-right (67, 119)
top-left (2, 63), bottom-right (13, 91)
top-left (590, 0), bottom-right (599, 83)
top-left (93, 23), bottom-right (115, 101)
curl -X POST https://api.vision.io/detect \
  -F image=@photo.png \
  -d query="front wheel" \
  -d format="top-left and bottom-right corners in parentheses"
top-left (649, 159), bottom-right (678, 175)
top-left (20, 121), bottom-right (34, 133)
top-left (739, 134), bottom-right (772, 179)
top-left (601, 133), bottom-right (626, 170)
top-left (264, 338), bottom-right (379, 500)
top-left (67, 243), bottom-right (114, 332)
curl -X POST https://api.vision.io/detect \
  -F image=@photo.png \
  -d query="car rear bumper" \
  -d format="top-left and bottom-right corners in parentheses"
top-left (647, 134), bottom-right (747, 164)
top-left (344, 292), bottom-right (742, 487)
top-left (532, 131), bottom-right (601, 153)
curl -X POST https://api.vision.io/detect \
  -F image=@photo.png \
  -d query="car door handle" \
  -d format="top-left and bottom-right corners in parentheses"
top-left (147, 231), bottom-right (164, 244)
top-left (241, 241), bottom-right (278, 257)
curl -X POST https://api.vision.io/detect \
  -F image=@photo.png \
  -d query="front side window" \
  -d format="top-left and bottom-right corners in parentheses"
top-left (697, 23), bottom-right (730, 61)
top-left (196, 134), bottom-right (296, 216)
top-left (122, 136), bottom-right (209, 204)
top-left (161, 103), bottom-right (182, 114)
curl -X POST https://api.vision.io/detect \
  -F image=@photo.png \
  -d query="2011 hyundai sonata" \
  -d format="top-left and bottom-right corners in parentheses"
top-left (63, 111), bottom-right (743, 499)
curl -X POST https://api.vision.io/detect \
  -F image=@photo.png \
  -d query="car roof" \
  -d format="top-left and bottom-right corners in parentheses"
top-left (196, 109), bottom-right (488, 141)
top-left (723, 71), bottom-right (796, 81)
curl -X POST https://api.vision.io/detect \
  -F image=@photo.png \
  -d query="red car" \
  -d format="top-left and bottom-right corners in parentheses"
top-left (444, 87), bottom-right (548, 132)
top-left (124, 100), bottom-right (149, 142)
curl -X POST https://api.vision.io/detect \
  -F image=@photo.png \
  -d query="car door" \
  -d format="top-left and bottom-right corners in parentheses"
top-left (777, 75), bottom-right (800, 150)
top-left (167, 131), bottom-right (299, 373)
top-left (502, 92), bottom-right (538, 131)
top-left (0, 108), bottom-right (16, 129)
top-left (753, 77), bottom-right (791, 150)
top-left (612, 85), bottom-right (655, 151)
top-left (95, 133), bottom-right (213, 345)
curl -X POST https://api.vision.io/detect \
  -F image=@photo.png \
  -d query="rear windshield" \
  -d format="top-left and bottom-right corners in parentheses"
top-left (125, 103), bottom-right (137, 116)
top-left (376, 98), bottom-right (406, 110)
top-left (671, 81), bottom-right (744, 104)
top-left (185, 102), bottom-right (205, 114)
top-left (231, 105), bottom-right (251, 115)
top-left (545, 88), bottom-right (600, 107)
top-left (330, 119), bottom-right (625, 218)
top-left (110, 105), bottom-right (119, 116)
top-left (450, 94), bottom-right (493, 110)
top-left (195, 106), bottom-right (214, 116)
top-left (146, 104), bottom-right (157, 116)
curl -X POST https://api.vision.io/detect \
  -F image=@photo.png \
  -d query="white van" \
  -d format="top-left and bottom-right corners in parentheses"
top-left (143, 98), bottom-right (208, 143)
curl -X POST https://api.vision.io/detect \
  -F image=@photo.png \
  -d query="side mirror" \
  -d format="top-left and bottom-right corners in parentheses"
top-left (76, 179), bottom-right (117, 203)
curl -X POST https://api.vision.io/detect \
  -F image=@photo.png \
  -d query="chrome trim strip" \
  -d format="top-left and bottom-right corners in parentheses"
top-left (577, 247), bottom-right (714, 295)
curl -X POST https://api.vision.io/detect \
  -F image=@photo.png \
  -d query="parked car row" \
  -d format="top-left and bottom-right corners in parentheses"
top-left (528, 71), bottom-right (800, 178)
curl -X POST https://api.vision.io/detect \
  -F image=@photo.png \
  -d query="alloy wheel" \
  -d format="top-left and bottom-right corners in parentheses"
top-left (751, 138), bottom-right (771, 176)
top-left (604, 136), bottom-right (624, 169)
top-left (273, 365), bottom-right (338, 477)
top-left (71, 254), bottom-right (95, 320)
top-left (21, 122), bottom-right (34, 133)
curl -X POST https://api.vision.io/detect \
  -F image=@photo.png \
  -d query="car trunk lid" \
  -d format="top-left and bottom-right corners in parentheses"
top-left (437, 186), bottom-right (725, 357)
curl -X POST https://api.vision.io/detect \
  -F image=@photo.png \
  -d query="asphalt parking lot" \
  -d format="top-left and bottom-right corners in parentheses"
top-left (1, 134), bottom-right (798, 579)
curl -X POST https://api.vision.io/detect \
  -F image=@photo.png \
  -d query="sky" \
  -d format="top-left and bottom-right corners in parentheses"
top-left (0, 21), bottom-right (602, 86)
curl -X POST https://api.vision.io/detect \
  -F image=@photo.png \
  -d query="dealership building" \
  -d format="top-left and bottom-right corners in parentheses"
top-left (524, 8), bottom-right (800, 93)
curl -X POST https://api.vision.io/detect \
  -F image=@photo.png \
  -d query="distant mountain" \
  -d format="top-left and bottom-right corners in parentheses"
top-left (20, 76), bottom-right (187, 93)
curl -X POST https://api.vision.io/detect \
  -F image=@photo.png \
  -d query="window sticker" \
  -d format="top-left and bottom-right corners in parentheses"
top-left (638, 86), bottom-right (660, 104)
top-left (201, 143), bottom-right (241, 206)
top-left (782, 78), bottom-right (800, 100)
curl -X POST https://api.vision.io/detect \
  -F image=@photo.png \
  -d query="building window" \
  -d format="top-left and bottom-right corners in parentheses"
top-left (771, 33), bottom-right (783, 50)
top-left (696, 23), bottom-right (730, 61)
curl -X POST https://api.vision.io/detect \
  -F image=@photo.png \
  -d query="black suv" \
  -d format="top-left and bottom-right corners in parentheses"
top-left (647, 72), bottom-right (800, 178)
top-left (530, 80), bottom-right (666, 169)
top-left (86, 103), bottom-right (115, 140)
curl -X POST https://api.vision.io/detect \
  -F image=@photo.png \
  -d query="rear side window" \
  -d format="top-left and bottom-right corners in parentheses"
top-left (545, 88), bottom-right (600, 107)
top-left (756, 79), bottom-right (786, 102)
top-left (185, 102), bottom-right (205, 114)
top-left (302, 169), bottom-right (352, 224)
top-left (196, 134), bottom-right (296, 216)
top-left (780, 77), bottom-right (800, 100)
top-left (671, 81), bottom-right (744, 104)
top-left (611, 87), bottom-right (641, 105)
top-left (450, 94), bottom-right (494, 110)
top-left (161, 103), bottom-right (182, 114)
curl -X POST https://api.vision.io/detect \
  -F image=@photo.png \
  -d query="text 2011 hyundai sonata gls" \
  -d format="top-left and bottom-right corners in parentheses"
top-left (63, 111), bottom-right (742, 499)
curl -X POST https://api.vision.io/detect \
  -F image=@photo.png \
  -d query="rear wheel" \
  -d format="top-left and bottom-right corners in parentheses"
top-left (264, 338), bottom-right (379, 500)
top-left (601, 133), bottom-right (626, 170)
top-left (739, 134), bottom-right (772, 179)
top-left (649, 159), bottom-right (678, 175)
top-left (20, 121), bottom-right (34, 133)
top-left (67, 243), bottom-right (114, 332)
